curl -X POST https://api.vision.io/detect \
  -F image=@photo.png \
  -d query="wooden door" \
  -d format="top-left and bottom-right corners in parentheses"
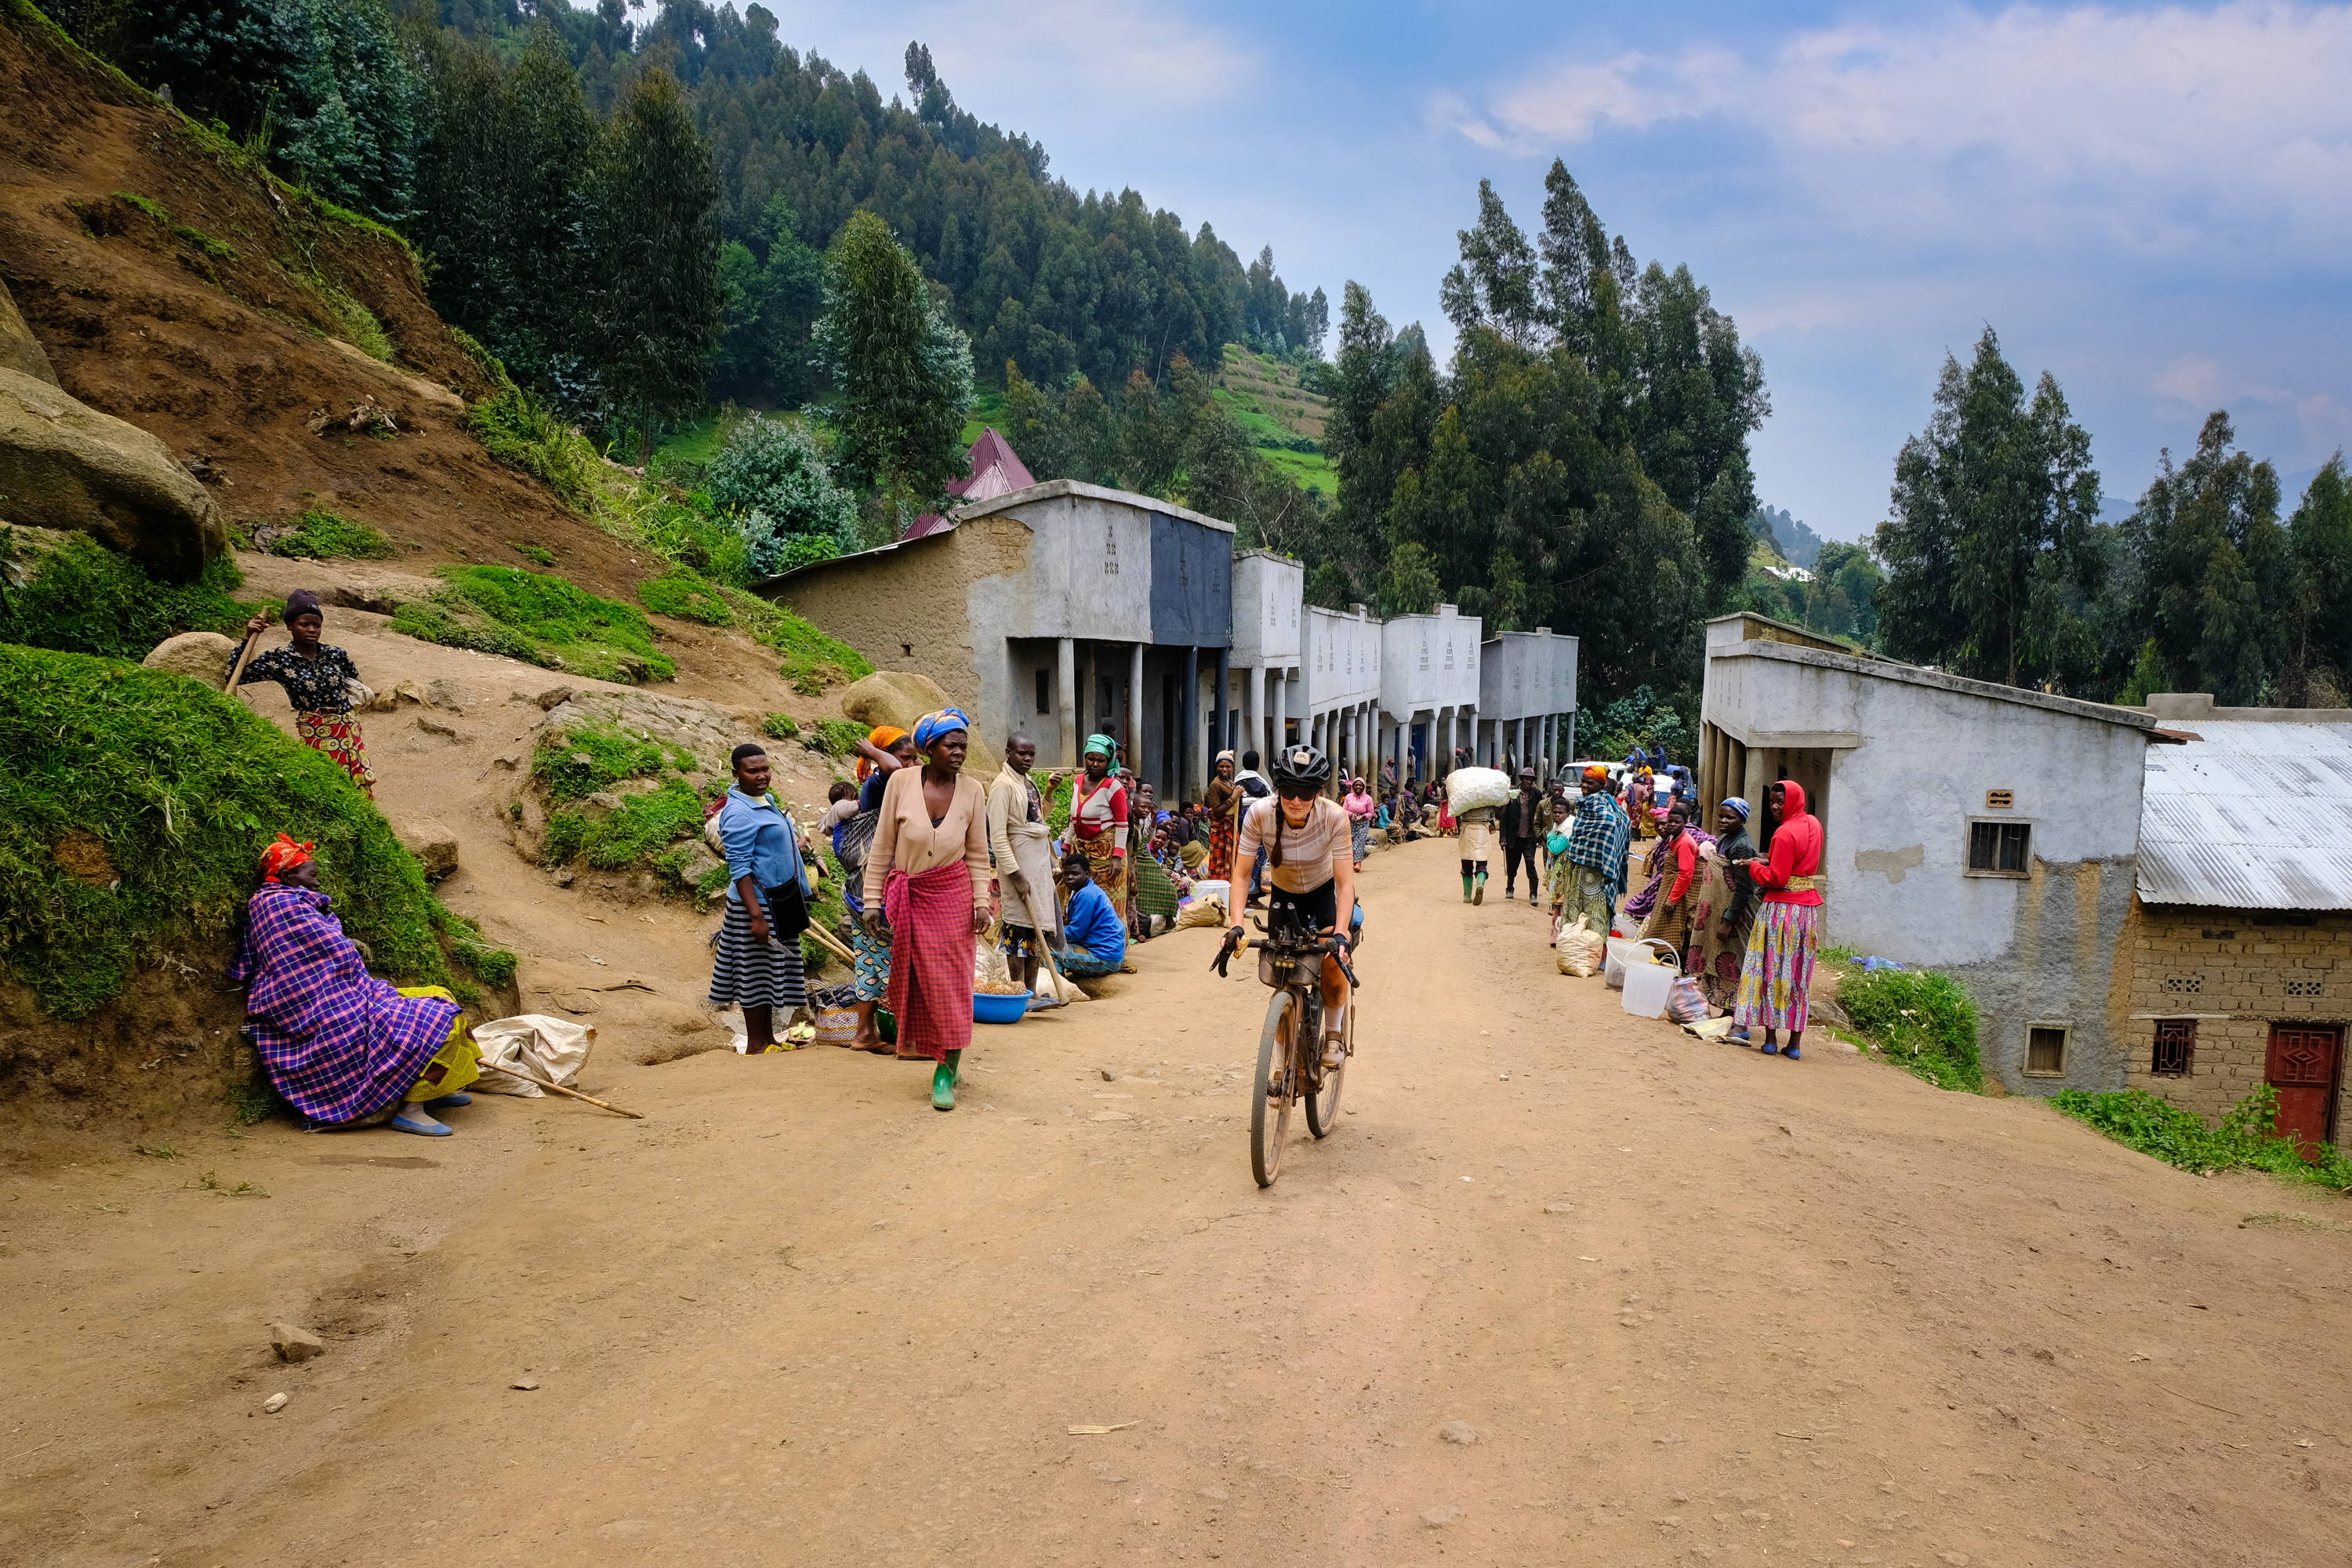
top-left (2265, 1023), bottom-right (2343, 1159)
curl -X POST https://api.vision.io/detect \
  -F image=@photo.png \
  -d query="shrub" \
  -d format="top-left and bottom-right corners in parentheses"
top-left (468, 383), bottom-right (600, 511)
top-left (637, 565), bottom-right (733, 626)
top-left (0, 528), bottom-right (252, 659)
top-left (706, 415), bottom-right (858, 556)
top-left (1836, 963), bottom-right (1982, 1091)
top-left (531, 721), bottom-right (671, 803)
top-left (257, 508), bottom-right (397, 561)
top-left (390, 566), bottom-right (674, 684)
top-left (0, 647), bottom-right (455, 1019)
top-left (2052, 1087), bottom-right (2352, 1192)
top-left (809, 717), bottom-right (868, 757)
top-left (759, 712), bottom-right (798, 740)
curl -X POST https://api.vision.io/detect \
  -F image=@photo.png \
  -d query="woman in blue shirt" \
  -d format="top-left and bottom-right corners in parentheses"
top-left (708, 743), bottom-right (813, 1052)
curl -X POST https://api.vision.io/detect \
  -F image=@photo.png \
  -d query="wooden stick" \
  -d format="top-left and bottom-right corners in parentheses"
top-left (488, 1070), bottom-right (644, 1119)
top-left (804, 921), bottom-right (858, 966)
top-left (221, 611), bottom-right (272, 695)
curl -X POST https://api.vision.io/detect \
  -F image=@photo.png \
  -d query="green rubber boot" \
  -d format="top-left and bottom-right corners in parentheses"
top-left (931, 1050), bottom-right (960, 1112)
top-left (1473, 871), bottom-right (1487, 906)
top-left (1461, 874), bottom-right (1474, 903)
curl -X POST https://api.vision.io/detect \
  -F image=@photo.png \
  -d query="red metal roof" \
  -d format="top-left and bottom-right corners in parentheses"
top-left (903, 428), bottom-right (1035, 539)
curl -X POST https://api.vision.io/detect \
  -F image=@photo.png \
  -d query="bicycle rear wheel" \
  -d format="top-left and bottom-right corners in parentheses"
top-left (1250, 988), bottom-right (1299, 1188)
top-left (1305, 995), bottom-right (1350, 1138)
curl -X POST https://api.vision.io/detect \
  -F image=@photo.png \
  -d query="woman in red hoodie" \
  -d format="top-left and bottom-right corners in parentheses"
top-left (1733, 779), bottom-right (1825, 1059)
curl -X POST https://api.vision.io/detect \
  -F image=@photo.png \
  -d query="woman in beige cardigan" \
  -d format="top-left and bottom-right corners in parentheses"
top-left (861, 709), bottom-right (992, 1110)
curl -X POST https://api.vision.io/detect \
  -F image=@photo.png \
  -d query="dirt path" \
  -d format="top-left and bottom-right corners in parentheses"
top-left (7, 840), bottom-right (2352, 1566)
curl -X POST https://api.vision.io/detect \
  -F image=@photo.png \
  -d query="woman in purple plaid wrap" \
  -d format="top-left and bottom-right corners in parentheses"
top-left (230, 835), bottom-right (480, 1136)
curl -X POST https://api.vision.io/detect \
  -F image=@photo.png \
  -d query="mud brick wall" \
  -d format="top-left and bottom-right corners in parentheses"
top-left (2121, 902), bottom-right (2352, 1145)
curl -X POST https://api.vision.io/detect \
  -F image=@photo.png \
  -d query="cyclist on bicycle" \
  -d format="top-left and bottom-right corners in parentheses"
top-left (1223, 744), bottom-right (1357, 1068)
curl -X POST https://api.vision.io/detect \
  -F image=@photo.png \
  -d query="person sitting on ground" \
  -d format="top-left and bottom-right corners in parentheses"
top-left (1054, 851), bottom-right (1129, 978)
top-left (230, 834), bottom-right (478, 1136)
top-left (227, 590), bottom-right (376, 797)
top-left (709, 743), bottom-right (812, 1054)
top-left (1174, 806), bottom-right (1210, 873)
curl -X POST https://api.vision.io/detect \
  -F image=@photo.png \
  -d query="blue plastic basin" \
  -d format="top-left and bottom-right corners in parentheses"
top-left (972, 990), bottom-right (1031, 1025)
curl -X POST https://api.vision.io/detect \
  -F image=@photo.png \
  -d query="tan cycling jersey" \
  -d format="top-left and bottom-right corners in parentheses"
top-left (1236, 796), bottom-right (1349, 895)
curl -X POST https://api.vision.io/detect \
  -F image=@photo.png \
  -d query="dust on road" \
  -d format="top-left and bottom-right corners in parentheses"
top-left (6, 840), bottom-right (2351, 1566)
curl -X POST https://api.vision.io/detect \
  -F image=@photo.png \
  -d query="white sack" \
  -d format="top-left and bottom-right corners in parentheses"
top-left (471, 1014), bottom-right (595, 1097)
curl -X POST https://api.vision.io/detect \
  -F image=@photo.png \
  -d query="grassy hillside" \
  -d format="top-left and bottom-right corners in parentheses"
top-left (1213, 346), bottom-right (1335, 497)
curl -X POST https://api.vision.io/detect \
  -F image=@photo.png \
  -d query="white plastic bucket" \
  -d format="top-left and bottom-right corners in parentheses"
top-left (1192, 879), bottom-right (1230, 905)
top-left (1603, 937), bottom-right (1646, 989)
top-left (1621, 957), bottom-right (1674, 1018)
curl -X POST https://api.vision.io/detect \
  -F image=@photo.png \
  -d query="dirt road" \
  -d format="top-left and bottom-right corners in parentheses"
top-left (7, 839), bottom-right (2352, 1566)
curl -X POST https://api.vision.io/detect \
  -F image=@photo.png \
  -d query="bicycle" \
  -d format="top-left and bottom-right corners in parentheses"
top-left (1215, 909), bottom-right (1361, 1187)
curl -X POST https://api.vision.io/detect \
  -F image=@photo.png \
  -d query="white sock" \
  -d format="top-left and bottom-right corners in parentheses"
top-left (1325, 1003), bottom-right (1347, 1037)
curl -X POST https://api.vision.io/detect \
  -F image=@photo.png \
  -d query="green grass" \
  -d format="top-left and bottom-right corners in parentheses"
top-left (638, 565), bottom-right (733, 626)
top-left (0, 528), bottom-right (254, 659)
top-left (318, 283), bottom-right (394, 363)
top-left (1833, 961), bottom-right (1983, 1092)
top-left (957, 387), bottom-right (1007, 448)
top-left (172, 224), bottom-right (235, 260)
top-left (390, 565), bottom-right (674, 684)
top-left (468, 383), bottom-right (600, 512)
top-left (718, 586), bottom-right (872, 695)
top-left (0, 647), bottom-right (465, 1019)
top-left (759, 712), bottom-right (799, 740)
top-left (1259, 446), bottom-right (1338, 496)
top-left (532, 724), bottom-right (720, 894)
top-left (112, 190), bottom-right (168, 221)
top-left (808, 717), bottom-right (869, 758)
top-left (514, 543), bottom-right (556, 568)
top-left (532, 720), bottom-right (686, 804)
top-left (544, 779), bottom-right (708, 873)
top-left (650, 410), bottom-right (733, 478)
top-left (254, 508), bottom-right (396, 561)
top-left (2051, 1086), bottom-right (2352, 1192)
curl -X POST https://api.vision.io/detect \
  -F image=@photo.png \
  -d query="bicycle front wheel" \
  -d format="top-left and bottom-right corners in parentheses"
top-left (1305, 994), bottom-right (1350, 1138)
top-left (1250, 988), bottom-right (1299, 1188)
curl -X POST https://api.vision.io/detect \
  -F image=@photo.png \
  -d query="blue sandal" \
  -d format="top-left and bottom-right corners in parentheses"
top-left (1760, 1040), bottom-right (1780, 1055)
top-left (390, 1112), bottom-right (454, 1137)
top-left (423, 1092), bottom-right (472, 1109)
top-left (1782, 1044), bottom-right (1802, 1060)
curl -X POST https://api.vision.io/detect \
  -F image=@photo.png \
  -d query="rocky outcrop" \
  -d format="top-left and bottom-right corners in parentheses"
top-left (839, 670), bottom-right (952, 734)
top-left (0, 366), bottom-right (226, 582)
top-left (0, 278), bottom-right (58, 387)
top-left (538, 689), bottom-right (755, 775)
top-left (140, 630), bottom-right (239, 682)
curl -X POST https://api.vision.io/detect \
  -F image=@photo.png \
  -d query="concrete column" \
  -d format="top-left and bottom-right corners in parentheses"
top-left (1181, 645), bottom-right (1199, 797)
top-left (1243, 665), bottom-right (1262, 768)
top-left (1057, 637), bottom-right (1077, 768)
top-left (1127, 642), bottom-right (1145, 775)
top-left (1212, 647), bottom-right (1230, 772)
top-left (1537, 713), bottom-right (1552, 782)
top-left (1272, 668), bottom-right (1289, 753)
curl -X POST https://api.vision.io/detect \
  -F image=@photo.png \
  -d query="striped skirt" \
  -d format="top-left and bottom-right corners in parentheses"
top-left (1733, 901), bottom-right (1822, 1033)
top-left (708, 896), bottom-right (807, 1011)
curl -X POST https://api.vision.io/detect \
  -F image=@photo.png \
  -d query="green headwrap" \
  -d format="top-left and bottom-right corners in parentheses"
top-left (1083, 733), bottom-right (1118, 761)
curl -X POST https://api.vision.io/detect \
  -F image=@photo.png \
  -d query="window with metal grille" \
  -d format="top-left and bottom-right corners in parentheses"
top-left (2163, 975), bottom-right (2205, 995)
top-left (2026, 1025), bottom-right (2067, 1076)
top-left (2151, 1019), bottom-right (2196, 1077)
top-left (1967, 820), bottom-right (2031, 875)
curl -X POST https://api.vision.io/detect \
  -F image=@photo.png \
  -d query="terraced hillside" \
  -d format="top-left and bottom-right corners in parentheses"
top-left (1212, 344), bottom-right (1334, 496)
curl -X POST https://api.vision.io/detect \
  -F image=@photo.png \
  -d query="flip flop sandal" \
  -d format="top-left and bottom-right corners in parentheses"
top-left (389, 1112), bottom-right (453, 1137)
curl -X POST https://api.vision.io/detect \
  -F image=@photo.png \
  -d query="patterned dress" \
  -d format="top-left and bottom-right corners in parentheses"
top-left (229, 641), bottom-right (376, 796)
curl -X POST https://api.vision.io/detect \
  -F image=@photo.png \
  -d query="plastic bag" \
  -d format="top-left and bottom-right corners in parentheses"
top-left (975, 924), bottom-right (1019, 993)
top-left (1665, 975), bottom-right (1710, 1024)
top-left (1556, 916), bottom-right (1604, 978)
top-left (1446, 766), bottom-right (1512, 814)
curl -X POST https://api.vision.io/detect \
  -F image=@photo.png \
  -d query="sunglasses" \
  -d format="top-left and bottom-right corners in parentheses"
top-left (1275, 782), bottom-right (1321, 800)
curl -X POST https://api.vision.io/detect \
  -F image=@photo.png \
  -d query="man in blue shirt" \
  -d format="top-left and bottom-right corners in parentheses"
top-left (1054, 851), bottom-right (1128, 978)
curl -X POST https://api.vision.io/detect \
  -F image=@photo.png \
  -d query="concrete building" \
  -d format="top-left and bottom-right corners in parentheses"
top-left (1225, 550), bottom-right (1301, 769)
top-left (766, 479), bottom-right (1232, 799)
top-left (1697, 612), bottom-right (2160, 1094)
top-left (1477, 627), bottom-right (1580, 781)
top-left (1378, 604), bottom-right (1483, 784)
top-left (1303, 601), bottom-right (1382, 792)
top-left (2119, 695), bottom-right (2352, 1151)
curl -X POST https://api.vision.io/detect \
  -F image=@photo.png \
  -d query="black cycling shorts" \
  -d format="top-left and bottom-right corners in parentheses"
top-left (1267, 879), bottom-right (1338, 935)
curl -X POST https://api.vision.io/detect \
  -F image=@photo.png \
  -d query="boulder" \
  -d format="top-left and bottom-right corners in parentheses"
top-left (329, 574), bottom-right (441, 615)
top-left (0, 278), bottom-right (58, 387)
top-left (839, 670), bottom-right (952, 735)
top-left (141, 630), bottom-right (238, 683)
top-left (0, 366), bottom-right (226, 582)
top-left (425, 677), bottom-right (475, 713)
top-left (395, 819), bottom-right (459, 881)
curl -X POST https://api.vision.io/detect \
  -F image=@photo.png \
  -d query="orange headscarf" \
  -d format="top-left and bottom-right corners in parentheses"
top-left (260, 833), bottom-right (314, 881)
top-left (858, 726), bottom-right (908, 781)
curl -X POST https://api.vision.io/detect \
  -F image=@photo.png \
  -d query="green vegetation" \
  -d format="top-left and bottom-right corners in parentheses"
top-left (815, 209), bottom-right (973, 509)
top-left (514, 543), bottom-right (556, 568)
top-left (543, 779), bottom-right (707, 875)
top-left (467, 384), bottom-right (600, 512)
top-left (532, 720), bottom-right (690, 803)
top-left (719, 587), bottom-right (873, 694)
top-left (320, 284), bottom-right (394, 363)
top-left (531, 722), bottom-right (720, 895)
top-left (0, 647), bottom-right (460, 1019)
top-left (637, 565), bottom-right (732, 626)
top-left (112, 189), bottom-right (167, 221)
top-left (759, 712), bottom-right (799, 740)
top-left (808, 717), bottom-right (869, 758)
top-left (2051, 1086), bottom-right (2352, 1192)
top-left (390, 565), bottom-right (674, 684)
top-left (0, 528), bottom-right (252, 659)
top-left (1834, 962), bottom-right (1984, 1092)
top-left (256, 508), bottom-right (397, 562)
top-left (172, 223), bottom-right (235, 260)
top-left (956, 388), bottom-right (1007, 448)
top-left (1260, 446), bottom-right (1338, 498)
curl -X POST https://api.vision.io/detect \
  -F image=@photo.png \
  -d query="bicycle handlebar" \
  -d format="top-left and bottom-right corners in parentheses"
top-left (1212, 928), bottom-right (1359, 989)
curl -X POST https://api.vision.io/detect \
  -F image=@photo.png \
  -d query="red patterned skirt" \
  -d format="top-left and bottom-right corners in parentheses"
top-left (884, 862), bottom-right (975, 1063)
top-left (296, 710), bottom-right (376, 797)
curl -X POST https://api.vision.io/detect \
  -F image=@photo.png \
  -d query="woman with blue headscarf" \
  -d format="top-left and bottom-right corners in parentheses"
top-left (1689, 796), bottom-right (1759, 1014)
top-left (862, 708), bottom-right (992, 1110)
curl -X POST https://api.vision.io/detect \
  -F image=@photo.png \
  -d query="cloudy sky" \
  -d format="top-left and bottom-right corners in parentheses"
top-left (690, 1), bottom-right (2352, 539)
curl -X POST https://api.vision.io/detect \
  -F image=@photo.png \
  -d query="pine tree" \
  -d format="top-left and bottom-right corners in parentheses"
top-left (589, 67), bottom-right (724, 459)
top-left (2283, 456), bottom-right (2352, 704)
top-left (813, 209), bottom-right (973, 506)
top-left (2125, 411), bottom-right (2295, 704)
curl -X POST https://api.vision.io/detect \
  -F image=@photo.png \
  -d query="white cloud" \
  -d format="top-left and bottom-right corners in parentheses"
top-left (1450, 4), bottom-right (2352, 258)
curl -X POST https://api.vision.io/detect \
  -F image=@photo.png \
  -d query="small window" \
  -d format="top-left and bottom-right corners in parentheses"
top-left (1967, 820), bottom-right (2031, 875)
top-left (2151, 1019), bottom-right (2196, 1077)
top-left (2288, 978), bottom-right (2325, 999)
top-left (2162, 975), bottom-right (2204, 996)
top-left (2026, 1025), bottom-right (2068, 1076)
top-left (1035, 669), bottom-right (1050, 715)
top-left (1985, 789), bottom-right (2014, 809)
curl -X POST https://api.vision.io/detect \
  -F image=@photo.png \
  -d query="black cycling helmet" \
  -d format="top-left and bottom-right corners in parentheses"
top-left (1270, 742), bottom-right (1332, 795)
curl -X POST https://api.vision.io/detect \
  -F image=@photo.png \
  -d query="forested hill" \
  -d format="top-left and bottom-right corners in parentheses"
top-left (423, 1), bottom-right (1327, 405)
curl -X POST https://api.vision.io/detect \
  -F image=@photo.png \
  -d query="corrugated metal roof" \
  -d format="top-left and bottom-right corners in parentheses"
top-left (2136, 720), bottom-right (2352, 909)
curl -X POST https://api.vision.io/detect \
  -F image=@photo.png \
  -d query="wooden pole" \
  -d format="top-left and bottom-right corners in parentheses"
top-left (495, 1073), bottom-right (644, 1120)
top-left (221, 611), bottom-right (272, 697)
